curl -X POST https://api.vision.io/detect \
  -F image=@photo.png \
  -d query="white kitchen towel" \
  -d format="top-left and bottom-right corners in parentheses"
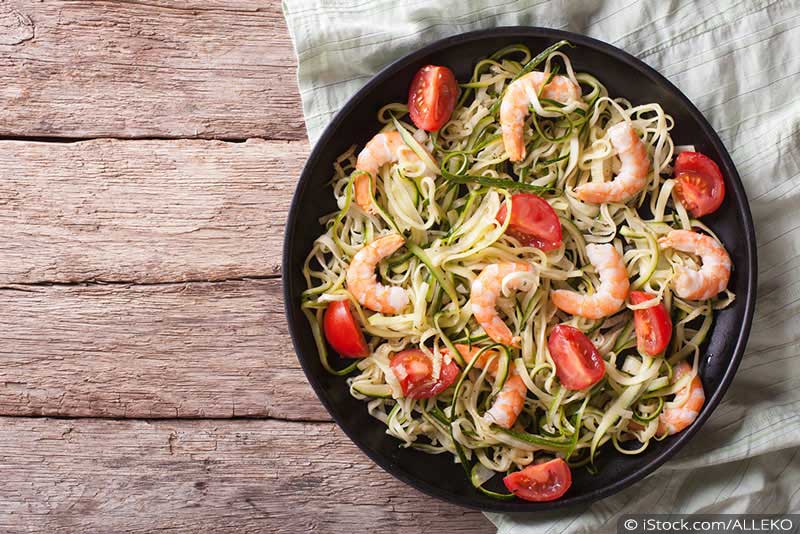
top-left (282, 1), bottom-right (800, 531)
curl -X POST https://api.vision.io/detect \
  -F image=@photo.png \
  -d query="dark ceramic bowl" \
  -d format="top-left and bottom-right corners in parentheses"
top-left (282, 27), bottom-right (757, 511)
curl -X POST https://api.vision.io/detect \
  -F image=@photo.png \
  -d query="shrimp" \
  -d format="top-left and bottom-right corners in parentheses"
top-left (658, 229), bottom-right (731, 300)
top-left (500, 72), bottom-right (582, 162)
top-left (485, 374), bottom-right (527, 429)
top-left (470, 262), bottom-right (533, 347)
top-left (346, 234), bottom-right (409, 314)
top-left (354, 131), bottom-right (422, 213)
top-left (576, 122), bottom-right (651, 203)
top-left (453, 344), bottom-right (527, 429)
top-left (658, 361), bottom-right (705, 436)
top-left (551, 243), bottom-right (629, 319)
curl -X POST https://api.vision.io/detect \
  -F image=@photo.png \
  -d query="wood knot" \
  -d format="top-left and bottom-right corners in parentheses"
top-left (0, 9), bottom-right (34, 45)
top-left (167, 430), bottom-right (178, 454)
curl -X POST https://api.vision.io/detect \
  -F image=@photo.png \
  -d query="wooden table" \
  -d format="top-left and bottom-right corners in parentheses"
top-left (0, 1), bottom-right (495, 532)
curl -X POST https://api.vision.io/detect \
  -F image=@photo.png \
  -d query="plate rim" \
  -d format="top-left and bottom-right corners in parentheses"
top-left (282, 26), bottom-right (758, 512)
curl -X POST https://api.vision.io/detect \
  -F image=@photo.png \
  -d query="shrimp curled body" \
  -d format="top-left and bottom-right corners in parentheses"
top-left (454, 344), bottom-right (527, 429)
top-left (576, 122), bottom-right (651, 203)
top-left (470, 262), bottom-right (533, 347)
top-left (500, 72), bottom-right (582, 162)
top-left (551, 243), bottom-right (629, 319)
top-left (346, 234), bottom-right (409, 314)
top-left (659, 229), bottom-right (731, 301)
top-left (355, 131), bottom-right (422, 213)
top-left (658, 361), bottom-right (705, 435)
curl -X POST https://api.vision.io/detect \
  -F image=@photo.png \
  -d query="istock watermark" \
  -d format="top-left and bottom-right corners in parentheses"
top-left (618, 514), bottom-right (800, 534)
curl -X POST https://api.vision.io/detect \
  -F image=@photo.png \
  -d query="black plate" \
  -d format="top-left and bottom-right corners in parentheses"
top-left (282, 27), bottom-right (757, 511)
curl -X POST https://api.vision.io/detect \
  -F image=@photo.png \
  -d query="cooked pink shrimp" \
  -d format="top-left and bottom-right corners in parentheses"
top-left (576, 122), bottom-right (651, 203)
top-left (346, 234), bottom-right (409, 314)
top-left (355, 131), bottom-right (422, 213)
top-left (658, 361), bottom-right (705, 436)
top-left (551, 244), bottom-right (629, 319)
top-left (485, 374), bottom-right (527, 428)
top-left (658, 230), bottom-right (731, 300)
top-left (470, 262), bottom-right (533, 347)
top-left (453, 344), bottom-right (527, 429)
top-left (500, 72), bottom-right (582, 162)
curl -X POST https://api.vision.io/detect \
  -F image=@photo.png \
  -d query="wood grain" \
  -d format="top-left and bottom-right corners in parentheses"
top-left (0, 0), bottom-right (305, 140)
top-left (0, 417), bottom-right (494, 533)
top-left (0, 279), bottom-right (328, 421)
top-left (0, 138), bottom-right (308, 284)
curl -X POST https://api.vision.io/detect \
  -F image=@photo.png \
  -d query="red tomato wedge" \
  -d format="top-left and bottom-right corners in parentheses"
top-left (547, 325), bottom-right (605, 390)
top-left (629, 291), bottom-right (672, 356)
top-left (408, 65), bottom-right (458, 132)
top-left (503, 458), bottom-right (572, 502)
top-left (390, 349), bottom-right (460, 399)
top-left (673, 151), bottom-right (725, 218)
top-left (323, 300), bottom-right (369, 358)
top-left (496, 193), bottom-right (563, 251)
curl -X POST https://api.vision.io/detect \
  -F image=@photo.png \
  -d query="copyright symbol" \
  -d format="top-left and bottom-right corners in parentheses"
top-left (624, 518), bottom-right (638, 531)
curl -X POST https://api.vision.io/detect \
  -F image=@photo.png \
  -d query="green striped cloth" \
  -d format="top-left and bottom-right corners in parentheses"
top-left (282, 1), bottom-right (800, 531)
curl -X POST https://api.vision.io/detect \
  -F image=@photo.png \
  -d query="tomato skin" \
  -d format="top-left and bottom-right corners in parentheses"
top-left (496, 193), bottom-right (563, 251)
top-left (629, 291), bottom-right (672, 356)
top-left (390, 349), bottom-right (460, 399)
top-left (408, 65), bottom-right (458, 132)
top-left (503, 458), bottom-right (572, 502)
top-left (323, 300), bottom-right (369, 358)
top-left (547, 325), bottom-right (605, 390)
top-left (673, 151), bottom-right (725, 217)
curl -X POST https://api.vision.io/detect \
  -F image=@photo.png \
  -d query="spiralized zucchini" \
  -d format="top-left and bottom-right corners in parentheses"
top-left (300, 42), bottom-right (733, 495)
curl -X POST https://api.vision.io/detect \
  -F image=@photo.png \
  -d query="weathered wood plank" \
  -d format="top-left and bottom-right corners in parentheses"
top-left (0, 417), bottom-right (494, 533)
top-left (0, 0), bottom-right (305, 139)
top-left (0, 279), bottom-right (327, 421)
top-left (0, 138), bottom-right (308, 284)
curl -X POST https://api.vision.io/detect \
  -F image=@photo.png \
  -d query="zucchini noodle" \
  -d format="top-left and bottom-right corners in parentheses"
top-left (301, 43), bottom-right (734, 497)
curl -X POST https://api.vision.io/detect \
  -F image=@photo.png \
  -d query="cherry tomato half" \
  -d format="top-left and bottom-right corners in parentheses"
top-left (390, 349), bottom-right (460, 399)
top-left (629, 291), bottom-right (672, 356)
top-left (547, 325), bottom-right (605, 390)
top-left (673, 151), bottom-right (725, 218)
top-left (503, 458), bottom-right (573, 502)
top-left (408, 65), bottom-right (458, 132)
top-left (323, 300), bottom-right (369, 358)
top-left (496, 193), bottom-right (563, 251)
